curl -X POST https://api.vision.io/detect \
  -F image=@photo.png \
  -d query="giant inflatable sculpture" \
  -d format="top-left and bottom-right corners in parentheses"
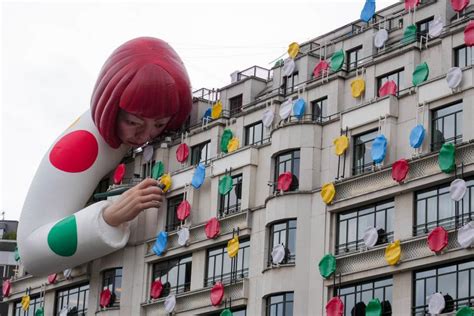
top-left (18, 37), bottom-right (192, 276)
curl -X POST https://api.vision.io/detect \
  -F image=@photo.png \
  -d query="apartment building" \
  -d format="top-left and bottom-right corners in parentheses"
top-left (4, 0), bottom-right (474, 315)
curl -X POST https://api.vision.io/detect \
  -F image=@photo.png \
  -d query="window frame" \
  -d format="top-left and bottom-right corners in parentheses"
top-left (336, 200), bottom-right (395, 254)
top-left (311, 96), bottom-right (328, 123)
top-left (229, 94), bottom-right (243, 116)
top-left (377, 68), bottom-right (405, 97)
top-left (430, 101), bottom-right (463, 151)
top-left (352, 129), bottom-right (378, 176)
top-left (14, 295), bottom-right (43, 316)
top-left (245, 121), bottom-right (265, 146)
top-left (454, 45), bottom-right (473, 68)
top-left (268, 219), bottom-right (297, 266)
top-left (219, 174), bottom-right (243, 217)
top-left (282, 71), bottom-right (299, 96)
top-left (190, 140), bottom-right (211, 165)
top-left (151, 255), bottom-right (192, 296)
top-left (205, 239), bottom-right (250, 287)
top-left (101, 267), bottom-right (123, 307)
top-left (413, 178), bottom-right (474, 236)
top-left (265, 292), bottom-right (294, 316)
top-left (416, 16), bottom-right (434, 39)
top-left (274, 150), bottom-right (300, 192)
top-left (412, 259), bottom-right (474, 315)
top-left (335, 277), bottom-right (393, 316)
top-left (346, 46), bottom-right (363, 71)
top-left (54, 283), bottom-right (90, 315)
top-left (166, 194), bottom-right (184, 232)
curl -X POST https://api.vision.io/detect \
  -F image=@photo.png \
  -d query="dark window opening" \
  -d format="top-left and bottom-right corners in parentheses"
top-left (152, 255), bottom-right (192, 296)
top-left (219, 174), bottom-right (243, 217)
top-left (191, 141), bottom-right (211, 165)
top-left (352, 130), bottom-right (378, 175)
top-left (431, 101), bottom-right (463, 151)
top-left (268, 219), bottom-right (297, 266)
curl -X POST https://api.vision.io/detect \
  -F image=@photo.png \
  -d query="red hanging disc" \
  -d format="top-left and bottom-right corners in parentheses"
top-left (210, 282), bottom-right (224, 306)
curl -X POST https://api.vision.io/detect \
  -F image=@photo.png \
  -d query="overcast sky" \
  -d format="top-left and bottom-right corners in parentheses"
top-left (1, 0), bottom-right (398, 221)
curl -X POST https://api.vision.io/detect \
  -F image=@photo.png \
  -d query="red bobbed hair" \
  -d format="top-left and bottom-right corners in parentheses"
top-left (91, 37), bottom-right (192, 148)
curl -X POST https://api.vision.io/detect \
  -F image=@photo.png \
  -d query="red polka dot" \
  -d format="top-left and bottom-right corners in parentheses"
top-left (49, 130), bottom-right (98, 173)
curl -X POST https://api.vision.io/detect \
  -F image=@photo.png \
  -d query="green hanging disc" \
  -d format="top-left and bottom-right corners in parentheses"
top-left (318, 253), bottom-right (336, 279)
top-left (438, 143), bottom-right (456, 173)
top-left (401, 24), bottom-right (417, 44)
top-left (219, 175), bottom-right (233, 195)
top-left (330, 50), bottom-right (345, 72)
top-left (412, 62), bottom-right (429, 86)
top-left (35, 307), bottom-right (44, 316)
top-left (220, 309), bottom-right (233, 316)
top-left (152, 161), bottom-right (165, 180)
top-left (220, 129), bottom-right (233, 153)
top-left (366, 298), bottom-right (382, 316)
top-left (14, 246), bottom-right (20, 262)
top-left (456, 307), bottom-right (474, 316)
top-left (274, 59), bottom-right (284, 68)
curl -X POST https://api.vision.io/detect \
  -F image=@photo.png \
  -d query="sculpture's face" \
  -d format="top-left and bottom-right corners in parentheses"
top-left (116, 109), bottom-right (171, 147)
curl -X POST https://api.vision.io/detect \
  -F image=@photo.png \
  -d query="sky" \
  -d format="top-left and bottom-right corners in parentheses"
top-left (1, 0), bottom-right (399, 221)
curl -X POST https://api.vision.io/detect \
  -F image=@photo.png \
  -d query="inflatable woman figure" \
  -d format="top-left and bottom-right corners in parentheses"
top-left (18, 37), bottom-right (192, 276)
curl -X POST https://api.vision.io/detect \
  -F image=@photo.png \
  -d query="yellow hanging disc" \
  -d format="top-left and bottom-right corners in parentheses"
top-left (321, 183), bottom-right (336, 204)
top-left (288, 42), bottom-right (300, 59)
top-left (227, 236), bottom-right (240, 258)
top-left (385, 240), bottom-right (401, 266)
top-left (333, 135), bottom-right (349, 156)
top-left (351, 77), bottom-right (366, 98)
top-left (227, 137), bottom-right (240, 153)
top-left (159, 174), bottom-right (172, 192)
top-left (211, 100), bottom-right (223, 119)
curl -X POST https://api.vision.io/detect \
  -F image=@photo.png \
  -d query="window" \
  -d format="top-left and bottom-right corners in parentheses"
top-left (245, 121), bottom-right (264, 146)
top-left (337, 277), bottom-right (393, 316)
top-left (229, 94), bottom-right (243, 116)
top-left (352, 130), bottom-right (378, 175)
top-left (454, 45), bottom-right (473, 68)
top-left (336, 200), bottom-right (394, 254)
top-left (14, 296), bottom-right (43, 316)
top-left (208, 308), bottom-right (247, 316)
top-left (311, 97), bottom-right (328, 123)
top-left (347, 46), bottom-right (362, 71)
top-left (102, 268), bottom-right (122, 307)
top-left (416, 16), bottom-right (434, 39)
top-left (191, 141), bottom-right (211, 165)
top-left (274, 150), bottom-right (300, 191)
top-left (431, 101), bottom-right (463, 151)
top-left (268, 219), bottom-right (296, 265)
top-left (142, 160), bottom-right (156, 178)
top-left (282, 72), bottom-right (299, 95)
top-left (413, 260), bottom-right (474, 315)
top-left (414, 178), bottom-right (474, 235)
top-left (377, 69), bottom-right (405, 97)
top-left (55, 283), bottom-right (89, 315)
top-left (266, 292), bottom-right (294, 316)
top-left (152, 255), bottom-right (192, 296)
top-left (166, 194), bottom-right (183, 232)
top-left (205, 239), bottom-right (250, 287)
top-left (219, 174), bottom-right (243, 217)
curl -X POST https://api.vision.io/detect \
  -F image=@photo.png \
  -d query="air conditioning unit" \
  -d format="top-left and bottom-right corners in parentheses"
top-left (230, 70), bottom-right (240, 83)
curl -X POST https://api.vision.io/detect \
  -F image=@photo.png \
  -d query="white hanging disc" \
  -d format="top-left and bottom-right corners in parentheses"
top-left (271, 244), bottom-right (286, 264)
top-left (282, 58), bottom-right (295, 77)
top-left (279, 99), bottom-right (293, 120)
top-left (427, 292), bottom-right (445, 315)
top-left (177, 227), bottom-right (190, 246)
top-left (374, 29), bottom-right (389, 48)
top-left (262, 108), bottom-right (275, 128)
top-left (164, 294), bottom-right (176, 313)
top-left (458, 222), bottom-right (474, 248)
top-left (428, 17), bottom-right (444, 38)
top-left (446, 67), bottom-right (463, 89)
top-left (450, 179), bottom-right (467, 201)
top-left (363, 227), bottom-right (379, 248)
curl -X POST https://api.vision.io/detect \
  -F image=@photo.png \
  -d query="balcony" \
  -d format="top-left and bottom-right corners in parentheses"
top-left (142, 279), bottom-right (248, 315)
top-left (341, 95), bottom-right (398, 129)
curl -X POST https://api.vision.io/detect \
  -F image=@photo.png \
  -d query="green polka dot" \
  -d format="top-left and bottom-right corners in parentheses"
top-left (47, 215), bottom-right (78, 256)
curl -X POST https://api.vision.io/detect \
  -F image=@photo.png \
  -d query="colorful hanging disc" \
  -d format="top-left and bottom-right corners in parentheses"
top-left (401, 24), bottom-right (417, 44)
top-left (412, 62), bottom-right (429, 86)
top-left (330, 50), bottom-right (345, 72)
top-left (360, 0), bottom-right (376, 22)
top-left (452, 0), bottom-right (470, 12)
top-left (220, 129), bottom-right (233, 153)
top-left (293, 98), bottom-right (306, 119)
top-left (159, 174), bottom-right (172, 192)
top-left (220, 309), bottom-right (233, 316)
top-left (177, 227), bottom-right (190, 246)
top-left (318, 253), bottom-right (336, 279)
top-left (465, 21), bottom-right (474, 46)
top-left (447, 67), bottom-right (463, 89)
top-left (438, 143), bottom-right (456, 173)
top-left (456, 306), bottom-right (474, 316)
top-left (351, 78), bottom-right (365, 98)
top-left (277, 172), bottom-right (293, 192)
top-left (371, 134), bottom-right (388, 164)
top-left (279, 99), bottom-right (293, 120)
top-left (164, 294), bottom-right (176, 313)
top-left (219, 175), bottom-right (234, 195)
top-left (282, 58), bottom-right (296, 76)
top-left (378, 80), bottom-right (398, 97)
top-left (227, 236), bottom-right (239, 258)
top-left (152, 161), bottom-right (165, 180)
top-left (48, 273), bottom-right (57, 284)
top-left (205, 217), bottom-right (220, 239)
top-left (152, 231), bottom-right (168, 256)
top-left (100, 288), bottom-right (112, 307)
top-left (191, 163), bottom-right (206, 189)
top-left (2, 279), bottom-right (11, 297)
top-left (333, 136), bottom-right (349, 156)
top-left (321, 183), bottom-right (336, 204)
top-left (176, 143), bottom-right (189, 163)
top-left (427, 226), bottom-right (448, 252)
top-left (210, 282), bottom-right (224, 306)
top-left (271, 244), bottom-right (286, 264)
top-left (227, 137), bottom-right (240, 153)
top-left (150, 279), bottom-right (163, 299)
top-left (392, 159), bottom-right (409, 183)
top-left (313, 60), bottom-right (329, 78)
top-left (410, 125), bottom-right (425, 149)
top-left (428, 293), bottom-right (445, 315)
top-left (177, 200), bottom-right (191, 221)
top-left (113, 164), bottom-right (126, 184)
top-left (288, 42), bottom-right (300, 59)
top-left (458, 222), bottom-right (474, 248)
top-left (262, 108), bottom-right (275, 128)
top-left (450, 179), bottom-right (467, 201)
top-left (326, 297), bottom-right (344, 316)
top-left (374, 29), bottom-right (389, 48)
top-left (405, 0), bottom-right (420, 10)
top-left (385, 240), bottom-right (401, 265)
top-left (211, 100), bottom-right (223, 119)
top-left (363, 227), bottom-right (379, 248)
top-left (366, 298), bottom-right (382, 316)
